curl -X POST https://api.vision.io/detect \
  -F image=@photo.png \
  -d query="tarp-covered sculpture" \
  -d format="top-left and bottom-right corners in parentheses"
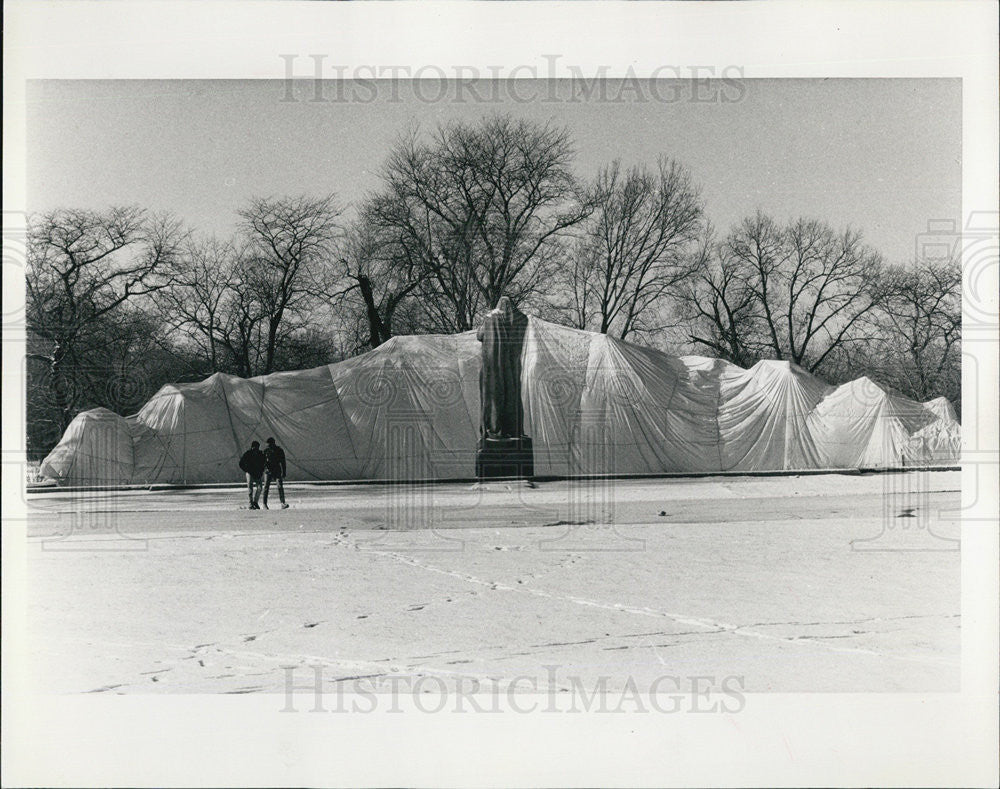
top-left (40, 316), bottom-right (961, 485)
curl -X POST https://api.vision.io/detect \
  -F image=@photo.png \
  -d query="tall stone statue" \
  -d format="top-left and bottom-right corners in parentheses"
top-left (475, 297), bottom-right (533, 478)
top-left (477, 296), bottom-right (528, 440)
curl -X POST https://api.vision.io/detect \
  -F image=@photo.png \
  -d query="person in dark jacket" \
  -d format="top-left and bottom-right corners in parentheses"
top-left (262, 436), bottom-right (289, 509)
top-left (238, 440), bottom-right (266, 510)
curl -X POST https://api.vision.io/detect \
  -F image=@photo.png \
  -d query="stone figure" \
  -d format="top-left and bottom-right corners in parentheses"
top-left (477, 296), bottom-right (529, 441)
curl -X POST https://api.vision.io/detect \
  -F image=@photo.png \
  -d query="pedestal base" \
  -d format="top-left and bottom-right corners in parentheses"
top-left (476, 436), bottom-right (534, 479)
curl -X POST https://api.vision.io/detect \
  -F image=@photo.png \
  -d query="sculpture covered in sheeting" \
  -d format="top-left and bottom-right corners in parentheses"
top-left (39, 314), bottom-right (961, 485)
top-left (475, 297), bottom-right (533, 477)
top-left (476, 296), bottom-right (528, 441)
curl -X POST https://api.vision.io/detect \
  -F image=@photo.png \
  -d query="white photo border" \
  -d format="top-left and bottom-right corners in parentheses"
top-left (3, 1), bottom-right (997, 786)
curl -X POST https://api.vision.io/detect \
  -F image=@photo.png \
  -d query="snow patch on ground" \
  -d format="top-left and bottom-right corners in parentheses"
top-left (25, 471), bottom-right (960, 694)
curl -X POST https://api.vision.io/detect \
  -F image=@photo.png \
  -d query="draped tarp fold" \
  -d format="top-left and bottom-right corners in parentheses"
top-left (41, 317), bottom-right (960, 485)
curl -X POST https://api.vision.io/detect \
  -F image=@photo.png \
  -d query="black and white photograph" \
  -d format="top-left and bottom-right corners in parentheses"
top-left (3, 1), bottom-right (998, 787)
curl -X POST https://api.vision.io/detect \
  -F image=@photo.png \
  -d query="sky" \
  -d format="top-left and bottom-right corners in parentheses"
top-left (26, 78), bottom-right (961, 266)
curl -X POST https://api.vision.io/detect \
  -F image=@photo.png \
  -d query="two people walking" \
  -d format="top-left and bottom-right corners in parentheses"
top-left (238, 437), bottom-right (289, 510)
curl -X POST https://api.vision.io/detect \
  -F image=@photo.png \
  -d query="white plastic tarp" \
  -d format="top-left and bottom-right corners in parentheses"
top-left (40, 316), bottom-right (960, 485)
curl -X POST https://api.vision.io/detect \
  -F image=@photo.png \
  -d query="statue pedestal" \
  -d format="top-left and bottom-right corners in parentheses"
top-left (476, 436), bottom-right (534, 479)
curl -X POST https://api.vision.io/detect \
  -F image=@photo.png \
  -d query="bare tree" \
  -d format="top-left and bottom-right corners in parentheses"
top-left (26, 206), bottom-right (186, 429)
top-left (369, 116), bottom-right (589, 330)
top-left (362, 182), bottom-right (481, 333)
top-left (26, 305), bottom-right (188, 459)
top-left (155, 237), bottom-right (271, 377)
top-left (76, 306), bottom-right (168, 412)
top-left (779, 218), bottom-right (885, 371)
top-left (876, 256), bottom-right (961, 401)
top-left (565, 157), bottom-right (703, 339)
top-left (681, 224), bottom-right (765, 367)
top-left (156, 236), bottom-right (235, 372)
top-left (239, 195), bottom-right (341, 373)
top-left (685, 213), bottom-right (885, 373)
top-left (312, 215), bottom-right (429, 350)
top-left (559, 241), bottom-right (598, 331)
top-left (723, 212), bottom-right (787, 360)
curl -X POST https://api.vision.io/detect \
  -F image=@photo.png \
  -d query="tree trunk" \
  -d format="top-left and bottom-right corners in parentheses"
top-left (358, 275), bottom-right (387, 349)
top-left (50, 341), bottom-right (74, 431)
top-left (264, 312), bottom-right (282, 374)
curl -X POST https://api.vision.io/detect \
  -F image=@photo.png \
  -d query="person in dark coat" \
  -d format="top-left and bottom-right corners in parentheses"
top-left (238, 440), bottom-right (266, 509)
top-left (262, 436), bottom-right (289, 509)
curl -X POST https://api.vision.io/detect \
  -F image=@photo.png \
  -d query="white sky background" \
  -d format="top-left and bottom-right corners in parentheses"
top-left (27, 78), bottom-right (960, 266)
